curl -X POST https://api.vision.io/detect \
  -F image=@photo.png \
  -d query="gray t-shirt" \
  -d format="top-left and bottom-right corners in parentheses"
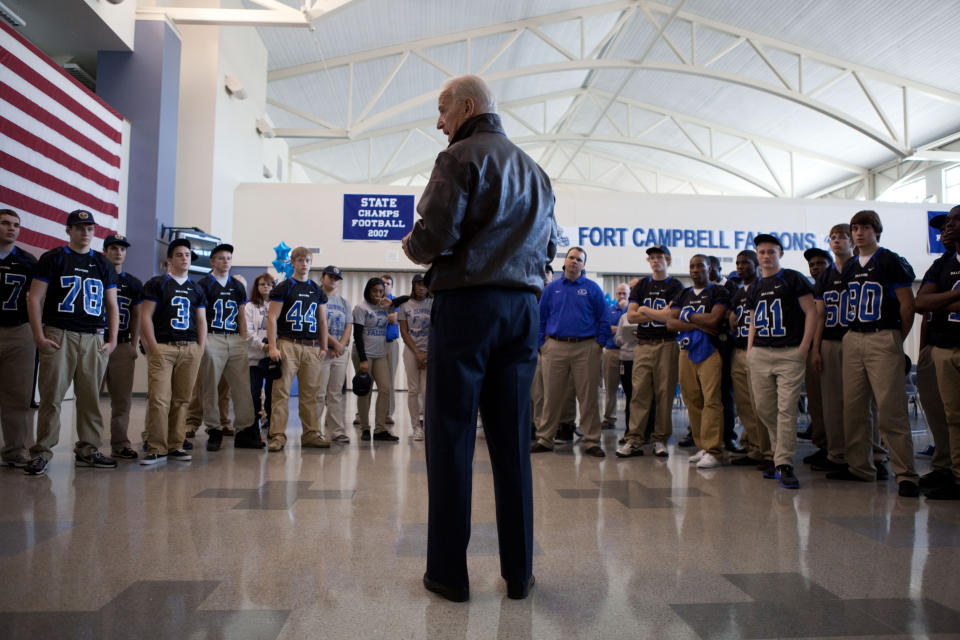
top-left (325, 292), bottom-right (350, 342)
top-left (399, 297), bottom-right (432, 351)
top-left (353, 300), bottom-right (388, 359)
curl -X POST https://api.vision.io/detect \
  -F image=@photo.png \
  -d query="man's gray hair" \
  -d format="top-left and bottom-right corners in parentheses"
top-left (444, 75), bottom-right (496, 114)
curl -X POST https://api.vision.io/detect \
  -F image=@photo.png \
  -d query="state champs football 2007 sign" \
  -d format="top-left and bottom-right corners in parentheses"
top-left (342, 194), bottom-right (414, 241)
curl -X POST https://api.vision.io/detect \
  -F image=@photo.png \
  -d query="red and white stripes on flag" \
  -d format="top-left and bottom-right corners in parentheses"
top-left (0, 20), bottom-right (123, 254)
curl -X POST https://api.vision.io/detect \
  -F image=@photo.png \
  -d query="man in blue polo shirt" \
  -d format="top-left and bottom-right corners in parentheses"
top-left (532, 246), bottom-right (610, 457)
top-left (601, 282), bottom-right (629, 429)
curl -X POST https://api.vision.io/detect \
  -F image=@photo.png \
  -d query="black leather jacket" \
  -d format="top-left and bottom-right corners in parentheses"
top-left (406, 113), bottom-right (558, 293)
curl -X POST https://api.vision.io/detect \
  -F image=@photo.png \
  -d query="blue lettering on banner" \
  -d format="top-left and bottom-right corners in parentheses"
top-left (573, 226), bottom-right (817, 251)
top-left (342, 194), bottom-right (414, 241)
top-left (928, 210), bottom-right (947, 254)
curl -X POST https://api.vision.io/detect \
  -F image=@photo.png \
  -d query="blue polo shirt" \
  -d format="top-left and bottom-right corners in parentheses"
top-left (538, 274), bottom-right (611, 347)
top-left (604, 303), bottom-right (626, 348)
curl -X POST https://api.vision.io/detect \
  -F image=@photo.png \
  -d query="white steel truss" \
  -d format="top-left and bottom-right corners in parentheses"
top-left (266, 0), bottom-right (960, 160)
top-left (136, 0), bottom-right (357, 27)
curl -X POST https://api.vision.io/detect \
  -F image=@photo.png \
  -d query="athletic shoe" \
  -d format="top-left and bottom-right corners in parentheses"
top-left (182, 439), bottom-right (194, 450)
top-left (206, 429), bottom-right (223, 452)
top-left (696, 452), bottom-right (721, 469)
top-left (689, 449), bottom-right (706, 464)
top-left (413, 425), bottom-right (425, 441)
top-left (760, 461), bottom-right (777, 478)
top-left (167, 449), bottom-right (192, 462)
top-left (75, 451), bottom-right (117, 469)
top-left (919, 468), bottom-right (955, 490)
top-left (24, 456), bottom-right (48, 476)
top-left (677, 435), bottom-right (695, 448)
top-left (360, 430), bottom-right (371, 441)
top-left (917, 444), bottom-right (935, 457)
top-left (333, 434), bottom-right (351, 444)
top-left (615, 442), bottom-right (644, 458)
top-left (373, 430), bottom-right (399, 442)
top-left (112, 447), bottom-right (139, 460)
top-left (139, 453), bottom-right (164, 466)
top-left (653, 442), bottom-right (668, 457)
top-left (302, 435), bottom-right (331, 448)
top-left (3, 454), bottom-right (30, 468)
top-left (234, 426), bottom-right (265, 449)
top-left (775, 465), bottom-right (799, 489)
top-left (897, 480), bottom-right (919, 497)
top-left (583, 445), bottom-right (605, 458)
top-left (267, 438), bottom-right (284, 452)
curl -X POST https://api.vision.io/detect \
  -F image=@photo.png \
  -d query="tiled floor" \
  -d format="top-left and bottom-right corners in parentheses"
top-left (1, 393), bottom-right (959, 640)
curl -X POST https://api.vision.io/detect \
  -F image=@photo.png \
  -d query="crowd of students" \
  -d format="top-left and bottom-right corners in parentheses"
top-left (1, 205), bottom-right (959, 502)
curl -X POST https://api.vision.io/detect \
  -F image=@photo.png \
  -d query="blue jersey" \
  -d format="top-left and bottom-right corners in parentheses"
top-left (35, 246), bottom-right (118, 333)
top-left (745, 268), bottom-right (812, 348)
top-left (922, 251), bottom-right (960, 348)
top-left (841, 247), bottom-right (914, 333)
top-left (270, 277), bottom-right (327, 340)
top-left (113, 271), bottom-right (143, 341)
top-left (629, 276), bottom-right (683, 340)
top-left (0, 246), bottom-right (37, 327)
top-left (142, 274), bottom-right (207, 343)
top-left (538, 273), bottom-right (610, 347)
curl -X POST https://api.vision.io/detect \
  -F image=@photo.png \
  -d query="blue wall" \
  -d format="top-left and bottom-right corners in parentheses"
top-left (97, 20), bottom-right (181, 282)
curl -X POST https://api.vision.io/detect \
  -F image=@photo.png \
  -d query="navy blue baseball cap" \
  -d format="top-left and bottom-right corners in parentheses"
top-left (753, 233), bottom-right (783, 249)
top-left (167, 238), bottom-right (198, 261)
top-left (103, 233), bottom-right (130, 249)
top-left (322, 265), bottom-right (343, 280)
top-left (412, 273), bottom-right (426, 284)
top-left (210, 243), bottom-right (234, 256)
top-left (646, 244), bottom-right (671, 257)
top-left (803, 247), bottom-right (831, 262)
top-left (66, 209), bottom-right (95, 226)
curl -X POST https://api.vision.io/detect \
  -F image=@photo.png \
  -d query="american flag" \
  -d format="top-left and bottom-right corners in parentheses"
top-left (0, 20), bottom-right (123, 255)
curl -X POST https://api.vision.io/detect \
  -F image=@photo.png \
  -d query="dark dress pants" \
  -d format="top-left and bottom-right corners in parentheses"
top-left (425, 287), bottom-right (537, 591)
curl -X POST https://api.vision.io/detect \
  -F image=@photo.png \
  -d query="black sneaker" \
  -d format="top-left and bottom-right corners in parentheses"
top-left (759, 460), bottom-right (776, 478)
top-left (802, 448), bottom-right (829, 465)
top-left (111, 447), bottom-right (139, 461)
top-left (167, 449), bottom-right (192, 462)
top-left (775, 465), bottom-right (799, 489)
top-left (234, 426), bottom-right (265, 449)
top-left (876, 462), bottom-right (890, 481)
top-left (897, 480), bottom-right (920, 498)
top-left (182, 439), bottom-right (194, 450)
top-left (919, 468), bottom-right (955, 490)
top-left (75, 452), bottom-right (118, 469)
top-left (361, 430), bottom-right (371, 441)
top-left (206, 429), bottom-right (223, 452)
top-left (3, 454), bottom-right (29, 469)
top-left (24, 456), bottom-right (48, 476)
top-left (373, 430), bottom-right (399, 442)
top-left (677, 435), bottom-right (695, 448)
top-left (139, 453), bottom-right (164, 466)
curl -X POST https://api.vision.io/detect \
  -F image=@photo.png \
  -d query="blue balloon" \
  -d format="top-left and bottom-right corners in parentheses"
top-left (282, 262), bottom-right (294, 278)
top-left (273, 241), bottom-right (291, 262)
top-left (271, 259), bottom-right (286, 272)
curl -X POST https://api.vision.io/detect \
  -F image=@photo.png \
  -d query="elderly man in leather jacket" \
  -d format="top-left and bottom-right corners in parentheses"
top-left (402, 74), bottom-right (557, 603)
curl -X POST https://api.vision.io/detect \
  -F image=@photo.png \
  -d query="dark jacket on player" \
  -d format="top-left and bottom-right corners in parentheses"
top-left (405, 113), bottom-right (558, 294)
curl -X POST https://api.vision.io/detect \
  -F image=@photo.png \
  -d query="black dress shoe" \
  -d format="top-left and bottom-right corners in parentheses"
top-left (919, 468), bottom-right (955, 490)
top-left (897, 480), bottom-right (920, 498)
top-left (234, 426), bottom-right (265, 449)
top-left (206, 429), bottom-right (223, 452)
top-left (924, 483), bottom-right (960, 500)
top-left (361, 430), bottom-right (371, 441)
top-left (810, 458), bottom-right (847, 472)
top-left (730, 455), bottom-right (763, 467)
top-left (802, 448), bottom-right (828, 465)
top-left (423, 575), bottom-right (468, 602)
top-left (584, 445), bottom-right (605, 458)
top-left (507, 575), bottom-right (535, 599)
top-left (373, 430), bottom-right (399, 442)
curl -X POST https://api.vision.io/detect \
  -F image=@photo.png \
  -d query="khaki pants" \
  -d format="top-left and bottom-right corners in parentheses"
top-left (531, 353), bottom-right (577, 429)
top-left (200, 334), bottom-right (255, 431)
top-left (0, 323), bottom-right (35, 461)
top-left (385, 338), bottom-right (399, 418)
top-left (186, 372), bottom-right (232, 430)
top-left (318, 349), bottom-right (349, 439)
top-left (627, 340), bottom-right (678, 445)
top-left (931, 346), bottom-right (960, 482)
top-left (601, 347), bottom-right (620, 422)
top-left (270, 339), bottom-right (324, 444)
top-left (104, 341), bottom-right (137, 450)
top-left (31, 327), bottom-right (108, 461)
top-left (819, 338), bottom-right (885, 464)
top-left (731, 348), bottom-right (769, 460)
top-left (805, 349), bottom-right (826, 448)
top-left (536, 338), bottom-right (602, 447)
top-left (841, 330), bottom-right (917, 482)
top-left (402, 346), bottom-right (427, 427)
top-left (678, 350), bottom-right (723, 456)
top-left (918, 344), bottom-right (951, 472)
top-left (145, 342), bottom-right (203, 455)
top-left (747, 346), bottom-right (805, 467)
top-left (357, 355), bottom-right (391, 433)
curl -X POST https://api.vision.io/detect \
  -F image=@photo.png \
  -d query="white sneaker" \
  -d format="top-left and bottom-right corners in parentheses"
top-left (653, 441), bottom-right (668, 457)
top-left (696, 452), bottom-right (721, 469)
top-left (615, 442), bottom-right (644, 458)
top-left (413, 425), bottom-right (424, 441)
top-left (689, 449), bottom-right (705, 464)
